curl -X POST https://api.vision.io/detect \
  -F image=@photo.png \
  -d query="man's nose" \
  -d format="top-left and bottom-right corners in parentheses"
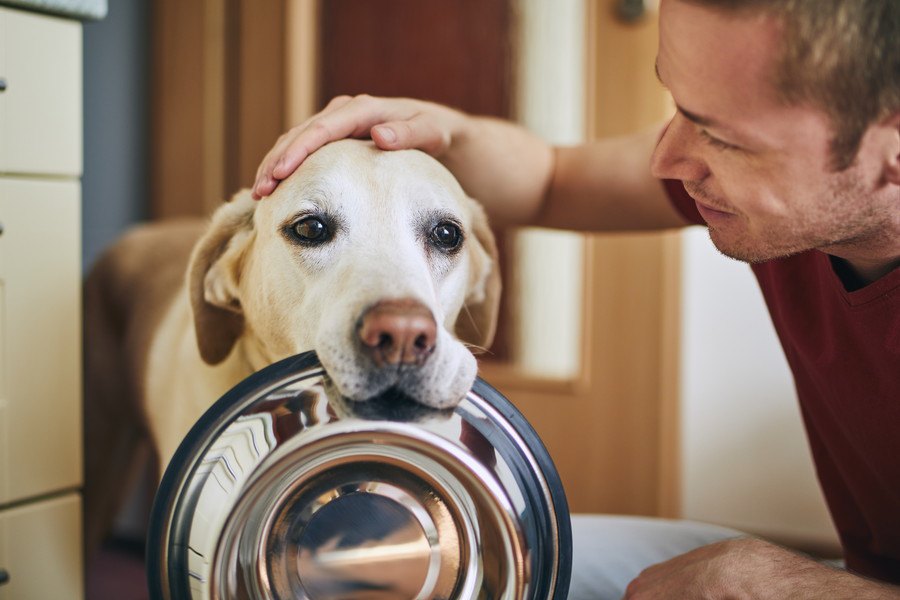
top-left (650, 114), bottom-right (710, 182)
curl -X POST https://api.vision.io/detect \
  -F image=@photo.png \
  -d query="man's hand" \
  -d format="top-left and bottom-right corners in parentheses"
top-left (251, 94), bottom-right (556, 227)
top-left (252, 95), bottom-right (467, 199)
top-left (251, 93), bottom-right (679, 232)
top-left (624, 537), bottom-right (900, 599)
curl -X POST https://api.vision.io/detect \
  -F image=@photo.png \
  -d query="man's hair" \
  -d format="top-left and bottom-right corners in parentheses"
top-left (687, 0), bottom-right (900, 170)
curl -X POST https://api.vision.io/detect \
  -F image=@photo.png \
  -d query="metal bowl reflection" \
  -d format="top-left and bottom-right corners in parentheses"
top-left (147, 351), bottom-right (571, 599)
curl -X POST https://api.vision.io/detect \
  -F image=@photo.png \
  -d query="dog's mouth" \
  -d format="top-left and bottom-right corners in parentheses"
top-left (319, 347), bottom-right (425, 395)
top-left (322, 378), bottom-right (455, 422)
top-left (316, 329), bottom-right (478, 410)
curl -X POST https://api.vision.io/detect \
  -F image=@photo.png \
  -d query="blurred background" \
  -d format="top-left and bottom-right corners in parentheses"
top-left (74, 0), bottom-right (838, 594)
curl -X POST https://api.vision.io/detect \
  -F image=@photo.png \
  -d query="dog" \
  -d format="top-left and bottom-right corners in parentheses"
top-left (83, 139), bottom-right (501, 554)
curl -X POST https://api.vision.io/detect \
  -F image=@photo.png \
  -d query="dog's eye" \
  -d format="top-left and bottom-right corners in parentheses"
top-left (430, 222), bottom-right (462, 251)
top-left (290, 217), bottom-right (329, 243)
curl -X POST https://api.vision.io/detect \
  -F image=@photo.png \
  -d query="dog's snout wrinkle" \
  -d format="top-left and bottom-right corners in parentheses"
top-left (358, 298), bottom-right (437, 368)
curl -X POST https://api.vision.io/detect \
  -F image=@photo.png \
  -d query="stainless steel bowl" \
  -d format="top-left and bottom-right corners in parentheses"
top-left (147, 351), bottom-right (571, 599)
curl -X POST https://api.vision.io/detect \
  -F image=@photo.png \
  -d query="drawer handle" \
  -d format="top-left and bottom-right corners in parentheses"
top-left (0, 569), bottom-right (9, 585)
top-left (0, 78), bottom-right (6, 92)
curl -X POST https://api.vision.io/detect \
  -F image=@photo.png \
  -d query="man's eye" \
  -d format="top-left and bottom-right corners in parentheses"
top-left (290, 217), bottom-right (329, 243)
top-left (430, 222), bottom-right (462, 251)
top-left (699, 129), bottom-right (739, 152)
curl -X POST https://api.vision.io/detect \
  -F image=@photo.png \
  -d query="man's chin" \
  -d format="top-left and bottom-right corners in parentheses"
top-left (706, 229), bottom-right (795, 265)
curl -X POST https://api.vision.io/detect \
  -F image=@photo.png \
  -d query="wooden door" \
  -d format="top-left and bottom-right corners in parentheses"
top-left (485, 1), bottom-right (682, 517)
top-left (150, 0), bottom-right (287, 218)
top-left (150, 0), bottom-right (680, 517)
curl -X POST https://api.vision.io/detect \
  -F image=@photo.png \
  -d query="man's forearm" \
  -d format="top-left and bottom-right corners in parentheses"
top-left (440, 115), bottom-right (555, 227)
top-left (543, 125), bottom-right (688, 232)
top-left (786, 563), bottom-right (900, 599)
top-left (625, 538), bottom-right (900, 599)
top-left (445, 117), bottom-right (689, 232)
top-left (252, 94), bottom-right (688, 234)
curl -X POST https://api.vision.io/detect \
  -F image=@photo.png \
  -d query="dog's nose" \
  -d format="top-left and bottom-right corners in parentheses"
top-left (358, 299), bottom-right (437, 367)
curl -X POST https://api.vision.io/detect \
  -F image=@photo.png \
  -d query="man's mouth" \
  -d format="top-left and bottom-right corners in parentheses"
top-left (683, 184), bottom-right (734, 221)
top-left (695, 201), bottom-right (733, 221)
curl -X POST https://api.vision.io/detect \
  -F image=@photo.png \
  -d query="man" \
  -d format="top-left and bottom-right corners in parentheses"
top-left (253, 0), bottom-right (900, 597)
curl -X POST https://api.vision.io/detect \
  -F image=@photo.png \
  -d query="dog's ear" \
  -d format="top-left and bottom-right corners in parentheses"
top-left (455, 198), bottom-right (502, 351)
top-left (188, 191), bottom-right (256, 365)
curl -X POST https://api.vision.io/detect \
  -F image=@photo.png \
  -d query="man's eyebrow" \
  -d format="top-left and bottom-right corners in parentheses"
top-left (655, 57), bottom-right (724, 129)
top-left (677, 106), bottom-right (717, 128)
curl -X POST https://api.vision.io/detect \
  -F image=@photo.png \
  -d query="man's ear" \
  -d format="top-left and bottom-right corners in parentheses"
top-left (883, 112), bottom-right (900, 186)
top-left (455, 198), bottom-right (502, 351)
top-left (188, 191), bottom-right (256, 365)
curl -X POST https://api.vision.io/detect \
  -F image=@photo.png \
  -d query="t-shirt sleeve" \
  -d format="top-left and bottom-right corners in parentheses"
top-left (662, 178), bottom-right (705, 225)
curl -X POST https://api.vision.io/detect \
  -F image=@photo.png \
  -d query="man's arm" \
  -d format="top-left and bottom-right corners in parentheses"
top-left (252, 95), bottom-right (688, 231)
top-left (544, 127), bottom-right (688, 232)
top-left (625, 538), bottom-right (900, 599)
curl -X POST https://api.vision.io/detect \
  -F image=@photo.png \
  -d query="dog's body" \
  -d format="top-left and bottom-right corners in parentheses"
top-left (83, 140), bottom-right (500, 553)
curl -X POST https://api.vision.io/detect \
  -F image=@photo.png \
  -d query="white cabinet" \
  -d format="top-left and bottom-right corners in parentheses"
top-left (0, 179), bottom-right (82, 505)
top-left (0, 7), bottom-right (82, 176)
top-left (0, 494), bottom-right (83, 600)
top-left (0, 6), bottom-right (84, 599)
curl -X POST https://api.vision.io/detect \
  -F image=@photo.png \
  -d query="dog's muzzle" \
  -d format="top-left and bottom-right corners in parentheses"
top-left (147, 350), bottom-right (572, 599)
top-left (357, 298), bottom-right (437, 368)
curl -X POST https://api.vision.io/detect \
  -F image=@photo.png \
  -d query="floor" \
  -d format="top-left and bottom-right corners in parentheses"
top-left (85, 538), bottom-right (148, 600)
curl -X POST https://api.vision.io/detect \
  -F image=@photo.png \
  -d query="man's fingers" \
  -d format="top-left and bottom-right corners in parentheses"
top-left (252, 96), bottom-right (361, 197)
top-left (372, 114), bottom-right (451, 156)
top-left (255, 131), bottom-right (296, 183)
top-left (252, 95), bottom-right (441, 198)
top-left (268, 97), bottom-right (391, 180)
top-left (269, 122), bottom-right (338, 179)
top-left (251, 176), bottom-right (279, 200)
top-left (322, 94), bottom-right (354, 112)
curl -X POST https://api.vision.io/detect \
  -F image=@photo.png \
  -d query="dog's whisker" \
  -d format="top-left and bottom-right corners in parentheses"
top-left (462, 304), bottom-right (483, 338)
top-left (462, 342), bottom-right (492, 355)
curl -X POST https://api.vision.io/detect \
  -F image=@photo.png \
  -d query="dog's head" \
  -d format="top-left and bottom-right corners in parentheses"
top-left (188, 140), bottom-right (500, 408)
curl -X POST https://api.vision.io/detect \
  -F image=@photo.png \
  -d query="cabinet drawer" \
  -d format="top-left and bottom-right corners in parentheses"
top-left (0, 493), bottom-right (83, 600)
top-left (0, 7), bottom-right (82, 177)
top-left (0, 178), bottom-right (81, 505)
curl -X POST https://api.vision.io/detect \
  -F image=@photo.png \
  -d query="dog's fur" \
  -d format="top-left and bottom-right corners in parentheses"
top-left (83, 139), bottom-right (500, 553)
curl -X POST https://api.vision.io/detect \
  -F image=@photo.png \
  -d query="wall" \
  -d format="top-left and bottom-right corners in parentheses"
top-left (679, 227), bottom-right (840, 552)
top-left (82, 0), bottom-right (149, 272)
top-left (82, 0), bottom-right (152, 537)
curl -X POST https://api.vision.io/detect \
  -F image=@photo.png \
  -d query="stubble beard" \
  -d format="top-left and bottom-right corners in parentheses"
top-left (693, 167), bottom-right (887, 265)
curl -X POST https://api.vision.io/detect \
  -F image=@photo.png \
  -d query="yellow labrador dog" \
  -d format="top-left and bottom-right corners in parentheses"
top-left (83, 139), bottom-right (500, 553)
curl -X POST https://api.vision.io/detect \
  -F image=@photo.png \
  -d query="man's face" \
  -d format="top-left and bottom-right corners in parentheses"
top-left (651, 0), bottom-right (897, 265)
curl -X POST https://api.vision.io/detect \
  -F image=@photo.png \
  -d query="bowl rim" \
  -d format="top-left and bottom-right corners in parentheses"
top-left (146, 350), bottom-right (572, 599)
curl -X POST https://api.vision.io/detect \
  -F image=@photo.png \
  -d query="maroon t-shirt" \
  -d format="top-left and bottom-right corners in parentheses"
top-left (664, 179), bottom-right (900, 584)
